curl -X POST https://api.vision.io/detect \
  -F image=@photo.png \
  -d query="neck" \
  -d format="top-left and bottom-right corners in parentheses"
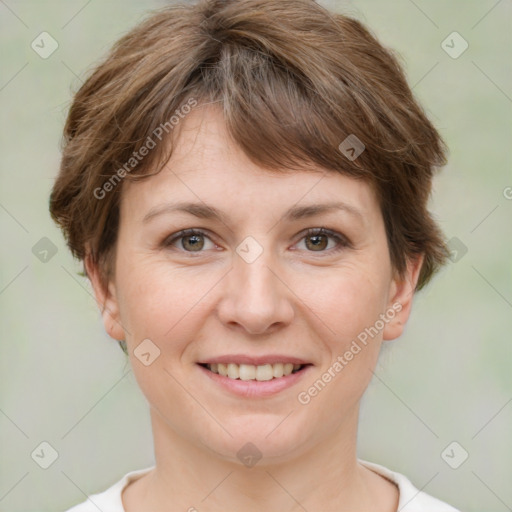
top-left (123, 404), bottom-right (398, 512)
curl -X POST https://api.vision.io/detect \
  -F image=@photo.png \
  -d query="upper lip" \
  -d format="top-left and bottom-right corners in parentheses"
top-left (198, 355), bottom-right (311, 366)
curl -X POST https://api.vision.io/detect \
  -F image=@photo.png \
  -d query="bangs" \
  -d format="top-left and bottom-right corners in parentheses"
top-left (119, 43), bottom-right (375, 189)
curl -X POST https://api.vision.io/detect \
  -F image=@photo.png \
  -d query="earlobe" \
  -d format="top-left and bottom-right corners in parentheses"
top-left (382, 254), bottom-right (424, 341)
top-left (84, 250), bottom-right (125, 341)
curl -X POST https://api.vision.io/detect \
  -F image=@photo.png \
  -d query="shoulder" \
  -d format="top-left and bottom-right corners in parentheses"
top-left (62, 466), bottom-right (155, 512)
top-left (359, 460), bottom-right (460, 512)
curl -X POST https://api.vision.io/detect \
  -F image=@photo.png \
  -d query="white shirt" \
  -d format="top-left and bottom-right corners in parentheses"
top-left (64, 460), bottom-right (460, 511)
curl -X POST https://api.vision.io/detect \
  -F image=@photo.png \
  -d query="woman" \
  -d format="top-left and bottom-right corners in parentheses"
top-left (50, 0), bottom-right (459, 510)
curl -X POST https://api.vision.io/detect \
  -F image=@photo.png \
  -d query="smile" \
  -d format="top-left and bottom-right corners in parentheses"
top-left (197, 359), bottom-right (312, 398)
top-left (201, 362), bottom-right (306, 381)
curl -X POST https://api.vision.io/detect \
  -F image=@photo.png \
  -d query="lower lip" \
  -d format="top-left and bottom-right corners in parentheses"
top-left (197, 364), bottom-right (312, 398)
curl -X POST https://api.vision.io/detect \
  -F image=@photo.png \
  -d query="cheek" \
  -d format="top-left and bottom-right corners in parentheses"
top-left (300, 264), bottom-right (389, 343)
top-left (300, 268), bottom-right (388, 402)
top-left (115, 262), bottom-right (202, 413)
top-left (116, 257), bottom-right (221, 349)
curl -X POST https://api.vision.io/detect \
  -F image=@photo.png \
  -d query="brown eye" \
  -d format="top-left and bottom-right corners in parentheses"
top-left (305, 233), bottom-right (328, 251)
top-left (181, 233), bottom-right (205, 251)
top-left (164, 229), bottom-right (215, 253)
top-left (297, 227), bottom-right (349, 254)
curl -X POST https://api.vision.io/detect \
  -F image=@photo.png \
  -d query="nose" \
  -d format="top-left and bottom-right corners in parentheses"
top-left (216, 245), bottom-right (295, 335)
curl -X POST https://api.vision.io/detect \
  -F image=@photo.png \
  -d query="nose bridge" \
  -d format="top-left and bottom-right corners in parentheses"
top-left (218, 235), bottom-right (294, 333)
top-left (233, 233), bottom-right (275, 283)
top-left (238, 251), bottom-right (276, 298)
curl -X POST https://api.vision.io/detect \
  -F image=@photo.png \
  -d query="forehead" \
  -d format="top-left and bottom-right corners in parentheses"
top-left (120, 105), bottom-right (379, 225)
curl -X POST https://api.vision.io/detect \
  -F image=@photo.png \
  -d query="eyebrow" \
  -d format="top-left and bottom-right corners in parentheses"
top-left (142, 200), bottom-right (365, 224)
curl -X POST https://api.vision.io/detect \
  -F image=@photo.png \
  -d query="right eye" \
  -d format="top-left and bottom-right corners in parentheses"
top-left (163, 229), bottom-right (217, 253)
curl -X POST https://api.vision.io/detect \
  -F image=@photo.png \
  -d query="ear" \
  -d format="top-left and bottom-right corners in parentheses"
top-left (84, 248), bottom-right (125, 341)
top-left (382, 254), bottom-right (424, 341)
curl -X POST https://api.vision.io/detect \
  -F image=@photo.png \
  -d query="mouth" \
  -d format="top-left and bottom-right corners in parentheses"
top-left (196, 355), bottom-right (313, 397)
top-left (198, 362), bottom-right (310, 381)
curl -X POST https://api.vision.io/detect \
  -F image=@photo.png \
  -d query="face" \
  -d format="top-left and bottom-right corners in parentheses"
top-left (88, 105), bottom-right (421, 464)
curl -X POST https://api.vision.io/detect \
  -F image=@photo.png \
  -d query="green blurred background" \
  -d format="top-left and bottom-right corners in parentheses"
top-left (1, 1), bottom-right (511, 510)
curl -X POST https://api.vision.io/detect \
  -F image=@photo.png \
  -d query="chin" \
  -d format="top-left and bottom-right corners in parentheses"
top-left (197, 414), bottom-right (315, 467)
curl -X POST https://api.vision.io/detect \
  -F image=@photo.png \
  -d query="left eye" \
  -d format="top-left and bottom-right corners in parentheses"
top-left (295, 227), bottom-right (348, 253)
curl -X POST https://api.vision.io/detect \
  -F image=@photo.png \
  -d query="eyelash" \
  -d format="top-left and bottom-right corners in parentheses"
top-left (162, 227), bottom-right (350, 255)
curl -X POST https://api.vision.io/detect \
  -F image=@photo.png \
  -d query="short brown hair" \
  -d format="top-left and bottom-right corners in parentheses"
top-left (49, 0), bottom-right (449, 292)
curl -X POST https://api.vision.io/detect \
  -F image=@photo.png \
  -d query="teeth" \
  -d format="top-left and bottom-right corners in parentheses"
top-left (273, 363), bottom-right (284, 378)
top-left (227, 363), bottom-right (239, 379)
top-left (256, 364), bottom-right (273, 381)
top-left (205, 362), bottom-right (305, 381)
top-left (239, 364), bottom-right (255, 381)
top-left (218, 363), bottom-right (228, 377)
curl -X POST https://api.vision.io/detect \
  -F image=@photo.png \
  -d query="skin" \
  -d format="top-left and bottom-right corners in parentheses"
top-left (86, 104), bottom-right (423, 511)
